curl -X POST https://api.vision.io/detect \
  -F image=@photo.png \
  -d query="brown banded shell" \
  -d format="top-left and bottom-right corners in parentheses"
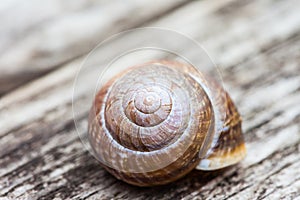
top-left (88, 60), bottom-right (246, 186)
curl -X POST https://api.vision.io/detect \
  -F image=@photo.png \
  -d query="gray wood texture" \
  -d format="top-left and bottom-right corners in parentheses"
top-left (0, 0), bottom-right (299, 199)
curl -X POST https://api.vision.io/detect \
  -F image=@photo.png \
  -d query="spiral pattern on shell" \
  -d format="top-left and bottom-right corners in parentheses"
top-left (88, 60), bottom-right (245, 186)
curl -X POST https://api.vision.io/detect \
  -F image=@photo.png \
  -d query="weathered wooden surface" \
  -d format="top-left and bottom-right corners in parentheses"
top-left (0, 0), bottom-right (187, 95)
top-left (0, 0), bottom-right (300, 199)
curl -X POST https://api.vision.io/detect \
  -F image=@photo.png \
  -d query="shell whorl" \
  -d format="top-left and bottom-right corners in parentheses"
top-left (88, 60), bottom-right (246, 186)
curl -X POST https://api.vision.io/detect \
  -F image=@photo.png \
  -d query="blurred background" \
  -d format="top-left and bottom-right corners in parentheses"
top-left (0, 0), bottom-right (299, 199)
top-left (1, 0), bottom-right (298, 96)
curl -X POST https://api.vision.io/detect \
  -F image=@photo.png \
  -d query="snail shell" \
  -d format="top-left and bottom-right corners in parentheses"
top-left (88, 60), bottom-right (246, 186)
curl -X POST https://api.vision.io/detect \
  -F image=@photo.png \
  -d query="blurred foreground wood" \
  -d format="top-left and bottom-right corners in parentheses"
top-left (0, 0), bottom-right (300, 199)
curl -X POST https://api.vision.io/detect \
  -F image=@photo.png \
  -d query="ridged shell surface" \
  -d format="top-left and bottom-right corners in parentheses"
top-left (88, 60), bottom-right (246, 186)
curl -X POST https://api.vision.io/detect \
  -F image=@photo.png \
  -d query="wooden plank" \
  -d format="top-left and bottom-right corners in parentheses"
top-left (0, 0), bottom-right (299, 199)
top-left (0, 0), bottom-right (188, 95)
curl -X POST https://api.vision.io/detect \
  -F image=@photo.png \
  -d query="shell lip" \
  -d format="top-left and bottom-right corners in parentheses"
top-left (196, 143), bottom-right (247, 171)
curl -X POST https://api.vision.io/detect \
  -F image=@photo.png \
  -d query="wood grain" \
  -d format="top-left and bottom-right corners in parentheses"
top-left (0, 0), bottom-right (188, 95)
top-left (0, 0), bottom-right (299, 199)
